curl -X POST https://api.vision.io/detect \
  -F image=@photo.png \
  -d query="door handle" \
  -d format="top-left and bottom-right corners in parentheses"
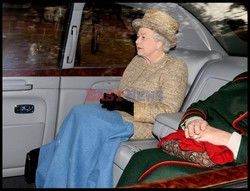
top-left (15, 104), bottom-right (34, 114)
top-left (3, 79), bottom-right (33, 91)
top-left (67, 26), bottom-right (78, 63)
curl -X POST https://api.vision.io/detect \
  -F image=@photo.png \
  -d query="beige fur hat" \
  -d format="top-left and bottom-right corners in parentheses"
top-left (132, 9), bottom-right (179, 48)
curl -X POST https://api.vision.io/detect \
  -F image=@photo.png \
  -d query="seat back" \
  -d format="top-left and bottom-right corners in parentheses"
top-left (169, 48), bottom-right (222, 92)
top-left (180, 56), bottom-right (247, 112)
top-left (152, 55), bottom-right (247, 140)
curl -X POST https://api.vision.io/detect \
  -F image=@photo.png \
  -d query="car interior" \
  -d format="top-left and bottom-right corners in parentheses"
top-left (2, 2), bottom-right (248, 188)
top-left (113, 48), bottom-right (247, 187)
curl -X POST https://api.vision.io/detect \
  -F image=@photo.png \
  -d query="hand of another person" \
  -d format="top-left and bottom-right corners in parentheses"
top-left (184, 119), bottom-right (209, 139)
top-left (197, 125), bottom-right (232, 146)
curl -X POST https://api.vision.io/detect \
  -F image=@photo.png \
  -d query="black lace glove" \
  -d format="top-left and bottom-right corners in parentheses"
top-left (100, 93), bottom-right (134, 115)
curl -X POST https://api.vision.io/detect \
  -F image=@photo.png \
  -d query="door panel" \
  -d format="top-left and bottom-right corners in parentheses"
top-left (2, 77), bottom-right (60, 177)
top-left (2, 1), bottom-right (72, 178)
top-left (3, 124), bottom-right (44, 171)
top-left (91, 80), bottom-right (121, 90)
top-left (55, 76), bottom-right (121, 133)
top-left (3, 98), bottom-right (46, 126)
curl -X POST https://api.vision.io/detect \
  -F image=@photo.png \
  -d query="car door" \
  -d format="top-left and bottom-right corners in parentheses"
top-left (2, 2), bottom-right (71, 177)
top-left (2, 2), bottom-right (142, 177)
top-left (3, 2), bottom-right (247, 188)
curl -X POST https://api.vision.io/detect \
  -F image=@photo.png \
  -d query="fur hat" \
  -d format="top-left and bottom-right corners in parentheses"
top-left (132, 9), bottom-right (179, 48)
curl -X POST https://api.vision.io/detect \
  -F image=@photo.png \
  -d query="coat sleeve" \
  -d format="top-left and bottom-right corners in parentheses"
top-left (178, 100), bottom-right (209, 129)
top-left (134, 59), bottom-right (188, 123)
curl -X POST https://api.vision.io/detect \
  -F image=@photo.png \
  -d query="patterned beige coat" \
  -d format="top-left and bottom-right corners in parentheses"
top-left (116, 54), bottom-right (188, 139)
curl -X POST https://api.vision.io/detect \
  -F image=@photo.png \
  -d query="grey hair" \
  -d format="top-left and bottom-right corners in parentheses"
top-left (152, 31), bottom-right (171, 53)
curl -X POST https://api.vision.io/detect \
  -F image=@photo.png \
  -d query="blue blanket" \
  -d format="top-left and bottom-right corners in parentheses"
top-left (36, 104), bottom-right (133, 188)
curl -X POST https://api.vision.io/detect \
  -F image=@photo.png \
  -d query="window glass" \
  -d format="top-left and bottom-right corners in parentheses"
top-left (2, 2), bottom-right (68, 69)
top-left (75, 2), bottom-right (144, 67)
top-left (180, 3), bottom-right (247, 57)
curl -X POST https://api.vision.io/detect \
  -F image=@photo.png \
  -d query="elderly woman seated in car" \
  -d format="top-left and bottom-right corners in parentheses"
top-left (32, 9), bottom-right (188, 188)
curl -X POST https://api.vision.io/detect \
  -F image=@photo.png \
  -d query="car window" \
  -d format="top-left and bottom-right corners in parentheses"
top-left (2, 2), bottom-right (69, 69)
top-left (74, 2), bottom-right (144, 67)
top-left (179, 3), bottom-right (247, 57)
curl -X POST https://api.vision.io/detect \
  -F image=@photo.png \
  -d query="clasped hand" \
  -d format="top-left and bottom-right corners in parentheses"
top-left (100, 92), bottom-right (134, 115)
top-left (184, 119), bottom-right (231, 146)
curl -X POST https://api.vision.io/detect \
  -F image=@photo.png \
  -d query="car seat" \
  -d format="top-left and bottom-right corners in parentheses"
top-left (112, 48), bottom-right (229, 187)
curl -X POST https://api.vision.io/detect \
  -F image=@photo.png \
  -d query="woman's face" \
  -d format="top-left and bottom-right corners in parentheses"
top-left (135, 28), bottom-right (161, 59)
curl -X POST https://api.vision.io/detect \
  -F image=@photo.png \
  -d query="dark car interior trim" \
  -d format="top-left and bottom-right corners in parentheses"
top-left (120, 163), bottom-right (247, 188)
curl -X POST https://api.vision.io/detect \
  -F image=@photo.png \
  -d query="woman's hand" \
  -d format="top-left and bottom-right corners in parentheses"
top-left (100, 93), bottom-right (119, 110)
top-left (100, 93), bottom-right (134, 115)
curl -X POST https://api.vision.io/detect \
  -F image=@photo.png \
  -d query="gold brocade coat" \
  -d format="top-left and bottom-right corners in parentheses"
top-left (116, 54), bottom-right (188, 139)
